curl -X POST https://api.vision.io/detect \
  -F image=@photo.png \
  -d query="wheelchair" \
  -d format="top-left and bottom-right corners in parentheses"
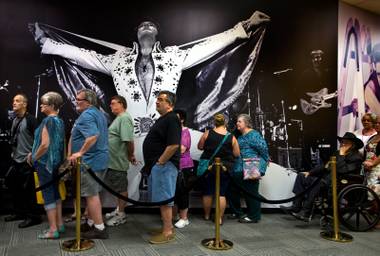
top-left (315, 174), bottom-right (380, 232)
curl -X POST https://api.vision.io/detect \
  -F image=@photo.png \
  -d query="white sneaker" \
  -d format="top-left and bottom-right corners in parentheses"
top-left (105, 212), bottom-right (127, 226)
top-left (174, 218), bottom-right (190, 228)
top-left (105, 208), bottom-right (119, 219)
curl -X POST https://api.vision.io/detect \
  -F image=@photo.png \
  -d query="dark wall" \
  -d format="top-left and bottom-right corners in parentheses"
top-left (0, 0), bottom-right (338, 169)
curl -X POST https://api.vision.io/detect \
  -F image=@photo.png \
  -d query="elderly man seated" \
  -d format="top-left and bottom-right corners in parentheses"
top-left (281, 132), bottom-right (363, 222)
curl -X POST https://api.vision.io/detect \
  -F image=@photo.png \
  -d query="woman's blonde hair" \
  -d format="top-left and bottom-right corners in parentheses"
top-left (213, 113), bottom-right (225, 127)
top-left (362, 113), bottom-right (377, 124)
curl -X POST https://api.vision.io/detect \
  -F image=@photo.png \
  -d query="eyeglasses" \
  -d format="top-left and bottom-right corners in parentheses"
top-left (76, 98), bottom-right (87, 102)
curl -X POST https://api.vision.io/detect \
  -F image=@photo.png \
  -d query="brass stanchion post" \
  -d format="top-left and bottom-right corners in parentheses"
top-left (321, 156), bottom-right (353, 242)
top-left (62, 158), bottom-right (95, 251)
top-left (202, 157), bottom-right (233, 250)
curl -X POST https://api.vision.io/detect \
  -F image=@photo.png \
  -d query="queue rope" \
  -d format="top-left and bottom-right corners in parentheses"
top-left (34, 168), bottom-right (71, 192)
top-left (227, 171), bottom-right (322, 204)
top-left (35, 162), bottom-right (321, 206)
top-left (85, 167), bottom-right (175, 206)
top-left (84, 164), bottom-right (212, 207)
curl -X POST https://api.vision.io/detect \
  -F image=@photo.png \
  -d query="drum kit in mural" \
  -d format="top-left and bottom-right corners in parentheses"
top-left (252, 86), bottom-right (337, 171)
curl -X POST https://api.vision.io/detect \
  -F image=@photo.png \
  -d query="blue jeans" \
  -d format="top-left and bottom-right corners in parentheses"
top-left (36, 163), bottom-right (60, 210)
top-left (148, 161), bottom-right (178, 206)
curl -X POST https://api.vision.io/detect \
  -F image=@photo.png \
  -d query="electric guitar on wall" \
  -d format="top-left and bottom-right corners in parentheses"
top-left (300, 88), bottom-right (337, 115)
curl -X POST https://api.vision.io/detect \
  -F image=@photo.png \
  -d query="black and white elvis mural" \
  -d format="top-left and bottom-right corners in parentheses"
top-left (29, 11), bottom-right (269, 200)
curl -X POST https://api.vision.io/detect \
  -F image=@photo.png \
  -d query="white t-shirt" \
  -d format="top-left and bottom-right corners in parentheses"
top-left (353, 129), bottom-right (377, 145)
top-left (353, 129), bottom-right (377, 155)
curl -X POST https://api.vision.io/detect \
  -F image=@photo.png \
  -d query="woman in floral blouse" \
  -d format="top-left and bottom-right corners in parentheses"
top-left (363, 115), bottom-right (380, 228)
top-left (228, 114), bottom-right (269, 223)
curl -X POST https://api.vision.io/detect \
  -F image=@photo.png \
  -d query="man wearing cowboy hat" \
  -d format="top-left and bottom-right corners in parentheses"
top-left (281, 132), bottom-right (363, 222)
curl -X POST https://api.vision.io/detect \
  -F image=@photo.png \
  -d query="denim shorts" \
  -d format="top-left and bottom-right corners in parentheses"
top-left (148, 161), bottom-right (178, 206)
top-left (36, 163), bottom-right (60, 209)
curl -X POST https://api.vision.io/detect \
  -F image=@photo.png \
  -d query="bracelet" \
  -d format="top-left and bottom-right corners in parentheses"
top-left (241, 20), bottom-right (250, 30)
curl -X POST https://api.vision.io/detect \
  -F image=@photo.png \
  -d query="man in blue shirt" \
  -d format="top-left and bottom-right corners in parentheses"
top-left (68, 89), bottom-right (109, 239)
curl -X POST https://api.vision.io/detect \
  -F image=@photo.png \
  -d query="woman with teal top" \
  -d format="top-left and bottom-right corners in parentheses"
top-left (27, 92), bottom-right (65, 239)
top-left (228, 114), bottom-right (269, 223)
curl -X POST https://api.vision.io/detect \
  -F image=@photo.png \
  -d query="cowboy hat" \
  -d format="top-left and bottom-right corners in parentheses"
top-left (337, 132), bottom-right (364, 149)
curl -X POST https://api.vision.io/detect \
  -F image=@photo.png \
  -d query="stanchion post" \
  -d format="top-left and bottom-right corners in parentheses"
top-left (62, 158), bottom-right (95, 251)
top-left (320, 156), bottom-right (353, 242)
top-left (214, 157), bottom-right (221, 246)
top-left (331, 156), bottom-right (340, 239)
top-left (75, 158), bottom-right (81, 248)
top-left (201, 157), bottom-right (233, 250)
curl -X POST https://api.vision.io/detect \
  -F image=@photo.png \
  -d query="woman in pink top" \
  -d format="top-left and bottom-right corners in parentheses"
top-left (173, 109), bottom-right (194, 229)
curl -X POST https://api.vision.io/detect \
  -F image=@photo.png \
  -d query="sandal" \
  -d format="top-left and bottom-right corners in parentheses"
top-left (58, 225), bottom-right (65, 233)
top-left (148, 228), bottom-right (175, 236)
top-left (38, 230), bottom-right (59, 239)
top-left (149, 233), bottom-right (175, 244)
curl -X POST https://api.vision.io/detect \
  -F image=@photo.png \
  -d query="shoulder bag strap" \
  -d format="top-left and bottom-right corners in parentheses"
top-left (11, 115), bottom-right (25, 137)
top-left (209, 132), bottom-right (231, 161)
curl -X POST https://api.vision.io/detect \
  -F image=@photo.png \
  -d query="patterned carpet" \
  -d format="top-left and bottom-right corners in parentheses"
top-left (0, 212), bottom-right (379, 256)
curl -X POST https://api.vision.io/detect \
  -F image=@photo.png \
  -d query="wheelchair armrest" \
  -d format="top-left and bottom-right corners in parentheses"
top-left (339, 174), bottom-right (364, 186)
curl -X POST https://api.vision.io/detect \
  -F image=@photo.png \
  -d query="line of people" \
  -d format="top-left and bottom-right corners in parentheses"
top-left (4, 89), bottom-right (271, 244)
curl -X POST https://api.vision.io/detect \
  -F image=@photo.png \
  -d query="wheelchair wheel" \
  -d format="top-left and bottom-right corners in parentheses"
top-left (338, 184), bottom-right (380, 232)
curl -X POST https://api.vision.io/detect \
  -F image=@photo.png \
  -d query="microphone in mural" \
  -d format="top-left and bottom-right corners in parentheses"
top-left (28, 11), bottom-right (270, 200)
top-left (34, 68), bottom-right (54, 118)
top-left (273, 68), bottom-right (293, 75)
top-left (0, 80), bottom-right (9, 93)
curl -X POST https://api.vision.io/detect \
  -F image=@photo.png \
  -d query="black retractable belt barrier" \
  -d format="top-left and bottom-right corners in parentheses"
top-left (34, 168), bottom-right (71, 192)
top-left (36, 161), bottom-right (323, 207)
top-left (85, 167), bottom-right (175, 207)
top-left (228, 171), bottom-right (322, 204)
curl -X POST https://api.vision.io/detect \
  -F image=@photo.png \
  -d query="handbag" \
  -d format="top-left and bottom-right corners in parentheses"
top-left (242, 157), bottom-right (261, 180)
top-left (197, 132), bottom-right (230, 176)
top-left (34, 171), bottom-right (67, 204)
top-left (58, 159), bottom-right (73, 181)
